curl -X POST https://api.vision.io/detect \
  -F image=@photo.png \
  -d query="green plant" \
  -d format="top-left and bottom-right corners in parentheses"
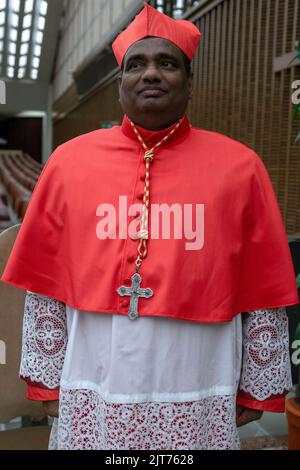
top-left (291, 43), bottom-right (300, 144)
top-left (290, 250), bottom-right (300, 402)
top-left (294, 274), bottom-right (300, 401)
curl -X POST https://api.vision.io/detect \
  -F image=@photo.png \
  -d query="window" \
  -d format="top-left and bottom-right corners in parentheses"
top-left (149, 0), bottom-right (200, 18)
top-left (0, 0), bottom-right (48, 80)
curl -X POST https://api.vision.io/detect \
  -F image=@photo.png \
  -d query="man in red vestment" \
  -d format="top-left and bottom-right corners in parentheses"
top-left (1, 4), bottom-right (298, 449)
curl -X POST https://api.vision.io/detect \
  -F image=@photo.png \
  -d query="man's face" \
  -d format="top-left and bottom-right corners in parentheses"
top-left (118, 37), bottom-right (192, 128)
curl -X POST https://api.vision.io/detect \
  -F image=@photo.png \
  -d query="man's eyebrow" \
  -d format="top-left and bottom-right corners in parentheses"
top-left (125, 54), bottom-right (146, 63)
top-left (125, 52), bottom-right (179, 63)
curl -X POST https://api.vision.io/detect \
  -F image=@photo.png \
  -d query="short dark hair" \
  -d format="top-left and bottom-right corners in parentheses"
top-left (181, 51), bottom-right (192, 77)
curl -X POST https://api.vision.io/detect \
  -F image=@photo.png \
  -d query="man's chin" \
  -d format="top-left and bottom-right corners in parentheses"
top-left (137, 98), bottom-right (169, 111)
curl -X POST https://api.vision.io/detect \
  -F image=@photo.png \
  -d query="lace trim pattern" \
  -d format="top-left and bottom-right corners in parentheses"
top-left (20, 291), bottom-right (67, 389)
top-left (48, 388), bottom-right (240, 450)
top-left (239, 307), bottom-right (292, 400)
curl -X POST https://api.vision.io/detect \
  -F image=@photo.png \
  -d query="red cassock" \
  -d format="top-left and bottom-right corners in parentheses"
top-left (1, 115), bottom-right (299, 322)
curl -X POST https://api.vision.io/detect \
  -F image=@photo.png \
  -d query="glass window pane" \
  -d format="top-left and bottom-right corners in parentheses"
top-left (35, 30), bottom-right (43, 44)
top-left (23, 14), bottom-right (32, 29)
top-left (34, 43), bottom-right (41, 57)
top-left (39, 1), bottom-right (48, 16)
top-left (20, 42), bottom-right (29, 55)
top-left (11, 13), bottom-right (19, 27)
top-left (9, 41), bottom-right (16, 53)
top-left (38, 16), bottom-right (45, 30)
top-left (19, 55), bottom-right (27, 66)
top-left (8, 54), bottom-right (15, 66)
top-left (7, 66), bottom-right (15, 77)
top-left (32, 56), bottom-right (39, 68)
top-left (18, 67), bottom-right (26, 78)
top-left (11, 0), bottom-right (20, 13)
top-left (0, 10), bottom-right (5, 25)
top-left (10, 28), bottom-right (18, 41)
top-left (21, 29), bottom-right (30, 42)
top-left (25, 0), bottom-right (34, 14)
top-left (30, 68), bottom-right (38, 79)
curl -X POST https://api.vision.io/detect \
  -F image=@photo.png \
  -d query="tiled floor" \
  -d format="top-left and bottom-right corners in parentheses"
top-left (240, 435), bottom-right (288, 450)
top-left (238, 410), bottom-right (289, 439)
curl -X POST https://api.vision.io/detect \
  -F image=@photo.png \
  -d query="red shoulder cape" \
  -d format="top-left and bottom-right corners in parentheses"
top-left (1, 116), bottom-right (298, 322)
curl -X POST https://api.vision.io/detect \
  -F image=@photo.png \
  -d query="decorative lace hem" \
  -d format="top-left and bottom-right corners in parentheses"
top-left (239, 307), bottom-right (292, 400)
top-left (49, 388), bottom-right (240, 450)
top-left (19, 291), bottom-right (67, 389)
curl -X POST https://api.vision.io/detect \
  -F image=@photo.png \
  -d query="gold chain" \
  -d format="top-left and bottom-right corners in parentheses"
top-left (129, 117), bottom-right (183, 272)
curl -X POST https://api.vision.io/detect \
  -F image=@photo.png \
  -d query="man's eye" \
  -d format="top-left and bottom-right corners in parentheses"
top-left (127, 62), bottom-right (142, 70)
top-left (161, 61), bottom-right (176, 68)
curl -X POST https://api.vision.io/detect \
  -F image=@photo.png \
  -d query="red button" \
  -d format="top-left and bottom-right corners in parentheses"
top-left (137, 193), bottom-right (144, 200)
top-left (127, 255), bottom-right (135, 263)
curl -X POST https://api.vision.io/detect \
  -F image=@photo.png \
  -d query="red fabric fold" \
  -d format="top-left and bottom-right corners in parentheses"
top-left (237, 390), bottom-right (287, 413)
top-left (22, 377), bottom-right (60, 401)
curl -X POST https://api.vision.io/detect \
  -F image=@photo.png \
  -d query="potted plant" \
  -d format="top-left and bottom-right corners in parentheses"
top-left (286, 248), bottom-right (300, 449)
top-left (291, 41), bottom-right (300, 144)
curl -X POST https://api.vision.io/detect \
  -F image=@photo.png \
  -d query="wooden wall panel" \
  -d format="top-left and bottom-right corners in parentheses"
top-left (188, 0), bottom-right (300, 234)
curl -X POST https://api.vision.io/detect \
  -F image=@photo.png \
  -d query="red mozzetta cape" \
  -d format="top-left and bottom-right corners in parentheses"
top-left (1, 115), bottom-right (298, 322)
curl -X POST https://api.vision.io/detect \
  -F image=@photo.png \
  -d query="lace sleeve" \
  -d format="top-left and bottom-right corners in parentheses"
top-left (239, 307), bottom-right (293, 401)
top-left (19, 291), bottom-right (67, 390)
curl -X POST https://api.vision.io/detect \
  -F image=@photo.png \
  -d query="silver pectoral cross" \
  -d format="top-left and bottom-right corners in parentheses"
top-left (117, 273), bottom-right (154, 320)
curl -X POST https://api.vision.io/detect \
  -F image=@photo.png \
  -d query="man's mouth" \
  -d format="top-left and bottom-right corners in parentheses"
top-left (138, 87), bottom-right (167, 97)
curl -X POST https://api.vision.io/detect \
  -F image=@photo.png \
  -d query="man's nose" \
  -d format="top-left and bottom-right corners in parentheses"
top-left (141, 63), bottom-right (161, 81)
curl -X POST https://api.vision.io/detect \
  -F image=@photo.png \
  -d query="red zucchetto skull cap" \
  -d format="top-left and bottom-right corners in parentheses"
top-left (112, 3), bottom-right (201, 66)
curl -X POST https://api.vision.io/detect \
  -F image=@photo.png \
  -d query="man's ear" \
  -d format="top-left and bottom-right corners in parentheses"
top-left (188, 72), bottom-right (194, 99)
top-left (118, 73), bottom-right (122, 102)
top-left (118, 73), bottom-right (122, 91)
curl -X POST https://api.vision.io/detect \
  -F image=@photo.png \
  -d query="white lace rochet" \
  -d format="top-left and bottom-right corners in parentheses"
top-left (239, 307), bottom-right (292, 400)
top-left (20, 292), bottom-right (292, 450)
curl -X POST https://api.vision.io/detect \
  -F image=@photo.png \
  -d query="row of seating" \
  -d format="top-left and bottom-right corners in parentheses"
top-left (0, 151), bottom-right (42, 228)
top-left (0, 182), bottom-right (13, 232)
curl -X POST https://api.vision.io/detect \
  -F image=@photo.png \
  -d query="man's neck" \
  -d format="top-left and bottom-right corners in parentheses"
top-left (127, 114), bottom-right (184, 131)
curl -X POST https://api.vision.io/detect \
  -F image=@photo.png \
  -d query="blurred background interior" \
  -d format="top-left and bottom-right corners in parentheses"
top-left (0, 0), bottom-right (299, 450)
